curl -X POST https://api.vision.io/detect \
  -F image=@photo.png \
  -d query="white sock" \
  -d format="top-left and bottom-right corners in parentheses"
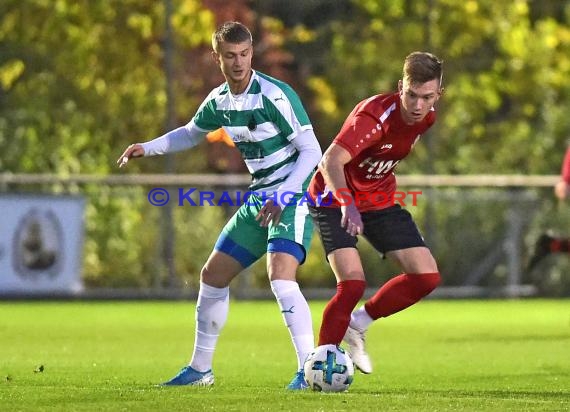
top-left (189, 281), bottom-right (229, 372)
top-left (270, 279), bottom-right (315, 370)
top-left (350, 305), bottom-right (374, 332)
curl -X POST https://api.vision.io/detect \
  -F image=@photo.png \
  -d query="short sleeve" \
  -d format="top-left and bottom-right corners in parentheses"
top-left (562, 146), bottom-right (570, 184)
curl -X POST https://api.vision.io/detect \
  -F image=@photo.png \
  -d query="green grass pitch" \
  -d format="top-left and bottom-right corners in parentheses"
top-left (0, 300), bottom-right (568, 411)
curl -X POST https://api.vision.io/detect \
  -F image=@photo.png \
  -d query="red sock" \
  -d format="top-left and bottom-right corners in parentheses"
top-left (551, 238), bottom-right (570, 252)
top-left (318, 280), bottom-right (366, 345)
top-left (364, 272), bottom-right (441, 320)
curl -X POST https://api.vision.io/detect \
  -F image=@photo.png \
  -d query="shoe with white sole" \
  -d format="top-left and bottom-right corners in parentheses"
top-left (161, 365), bottom-right (214, 386)
top-left (343, 326), bottom-right (372, 374)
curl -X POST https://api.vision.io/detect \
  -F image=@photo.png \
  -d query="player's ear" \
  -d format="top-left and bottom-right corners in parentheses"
top-left (211, 51), bottom-right (219, 63)
top-left (397, 80), bottom-right (403, 94)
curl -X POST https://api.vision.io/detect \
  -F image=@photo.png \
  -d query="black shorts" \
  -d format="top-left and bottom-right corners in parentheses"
top-left (308, 205), bottom-right (426, 257)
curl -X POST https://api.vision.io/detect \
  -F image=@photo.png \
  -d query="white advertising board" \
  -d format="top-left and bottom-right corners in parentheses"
top-left (0, 195), bottom-right (85, 294)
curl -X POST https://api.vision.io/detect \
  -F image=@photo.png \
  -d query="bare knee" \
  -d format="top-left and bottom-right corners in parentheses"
top-left (267, 252), bottom-right (299, 282)
top-left (201, 263), bottom-right (240, 288)
top-left (200, 265), bottom-right (214, 284)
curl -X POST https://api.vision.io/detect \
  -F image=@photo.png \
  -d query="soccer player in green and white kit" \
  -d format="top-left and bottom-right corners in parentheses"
top-left (118, 21), bottom-right (321, 390)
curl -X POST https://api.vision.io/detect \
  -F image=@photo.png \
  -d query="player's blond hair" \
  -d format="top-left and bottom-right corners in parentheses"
top-left (212, 21), bottom-right (252, 53)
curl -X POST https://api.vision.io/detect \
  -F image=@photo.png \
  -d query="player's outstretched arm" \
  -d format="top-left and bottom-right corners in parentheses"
top-left (117, 144), bottom-right (145, 168)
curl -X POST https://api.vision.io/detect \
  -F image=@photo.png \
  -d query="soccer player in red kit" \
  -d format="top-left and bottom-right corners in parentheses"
top-left (527, 144), bottom-right (570, 271)
top-left (307, 52), bottom-right (444, 374)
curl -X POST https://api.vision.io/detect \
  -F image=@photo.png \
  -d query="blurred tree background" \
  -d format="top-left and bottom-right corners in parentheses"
top-left (2, 0), bottom-right (570, 294)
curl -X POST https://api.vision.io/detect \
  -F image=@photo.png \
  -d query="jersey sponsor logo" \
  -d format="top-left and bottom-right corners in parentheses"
top-left (358, 157), bottom-right (400, 177)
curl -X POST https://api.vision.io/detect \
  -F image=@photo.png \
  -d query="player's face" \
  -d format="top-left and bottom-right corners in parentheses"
top-left (398, 79), bottom-right (441, 125)
top-left (213, 41), bottom-right (253, 94)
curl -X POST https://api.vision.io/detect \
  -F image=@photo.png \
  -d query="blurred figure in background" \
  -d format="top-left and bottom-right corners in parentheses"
top-left (527, 144), bottom-right (570, 271)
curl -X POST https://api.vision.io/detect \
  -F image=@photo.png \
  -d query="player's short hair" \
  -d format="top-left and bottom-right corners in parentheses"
top-left (403, 52), bottom-right (443, 87)
top-left (212, 21), bottom-right (252, 53)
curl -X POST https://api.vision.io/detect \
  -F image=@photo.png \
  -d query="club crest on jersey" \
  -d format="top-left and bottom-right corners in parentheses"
top-left (233, 133), bottom-right (249, 142)
top-left (358, 157), bottom-right (400, 178)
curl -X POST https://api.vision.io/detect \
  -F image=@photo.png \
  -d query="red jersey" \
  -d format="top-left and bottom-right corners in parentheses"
top-left (308, 92), bottom-right (436, 212)
top-left (562, 146), bottom-right (570, 184)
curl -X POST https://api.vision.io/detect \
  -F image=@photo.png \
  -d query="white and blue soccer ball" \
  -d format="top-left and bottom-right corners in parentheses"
top-left (303, 344), bottom-right (354, 392)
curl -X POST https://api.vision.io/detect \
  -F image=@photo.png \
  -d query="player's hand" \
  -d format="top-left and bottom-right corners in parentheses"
top-left (340, 203), bottom-right (363, 236)
top-left (554, 180), bottom-right (570, 200)
top-left (117, 144), bottom-right (145, 168)
top-left (256, 199), bottom-right (283, 227)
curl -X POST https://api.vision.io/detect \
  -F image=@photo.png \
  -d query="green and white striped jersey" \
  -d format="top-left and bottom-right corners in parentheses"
top-left (192, 70), bottom-right (313, 193)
